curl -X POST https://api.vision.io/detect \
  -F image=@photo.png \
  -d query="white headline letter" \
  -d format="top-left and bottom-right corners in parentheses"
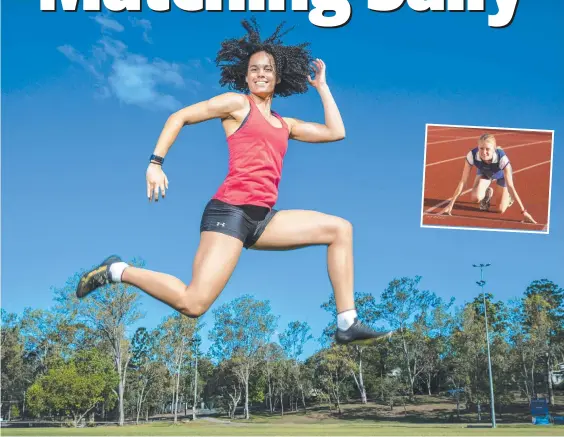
top-left (489, 0), bottom-right (519, 28)
top-left (147, 0), bottom-right (170, 11)
top-left (269, 0), bottom-right (285, 11)
top-left (206, 0), bottom-right (222, 10)
top-left (173, 0), bottom-right (203, 11)
top-left (309, 0), bottom-right (351, 27)
top-left (249, 0), bottom-right (266, 10)
top-left (467, 0), bottom-right (485, 11)
top-left (368, 0), bottom-right (404, 12)
top-left (104, 0), bottom-right (141, 11)
top-left (407, 0), bottom-right (444, 12)
top-left (40, 0), bottom-right (101, 11)
top-left (229, 0), bottom-right (246, 10)
top-left (448, 0), bottom-right (464, 11)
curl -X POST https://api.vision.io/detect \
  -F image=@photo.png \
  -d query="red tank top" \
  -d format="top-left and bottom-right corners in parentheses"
top-left (213, 95), bottom-right (289, 208)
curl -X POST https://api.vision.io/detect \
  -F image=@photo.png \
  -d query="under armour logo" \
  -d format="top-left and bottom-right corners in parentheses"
top-left (216, 222), bottom-right (225, 227)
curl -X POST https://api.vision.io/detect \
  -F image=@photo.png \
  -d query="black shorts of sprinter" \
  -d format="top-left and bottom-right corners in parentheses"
top-left (200, 199), bottom-right (278, 249)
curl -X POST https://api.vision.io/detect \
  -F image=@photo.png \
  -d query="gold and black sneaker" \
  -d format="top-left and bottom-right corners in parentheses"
top-left (76, 255), bottom-right (122, 298)
top-left (335, 318), bottom-right (393, 346)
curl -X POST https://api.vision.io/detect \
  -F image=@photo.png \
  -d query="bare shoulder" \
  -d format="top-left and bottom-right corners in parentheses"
top-left (172, 92), bottom-right (248, 124)
top-left (210, 91), bottom-right (247, 105)
top-left (207, 92), bottom-right (248, 116)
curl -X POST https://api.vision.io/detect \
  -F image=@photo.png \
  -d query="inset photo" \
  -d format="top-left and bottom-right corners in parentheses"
top-left (421, 124), bottom-right (554, 234)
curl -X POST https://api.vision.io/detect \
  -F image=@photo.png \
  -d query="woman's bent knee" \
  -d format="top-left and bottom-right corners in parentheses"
top-left (178, 303), bottom-right (208, 318)
top-left (176, 292), bottom-right (209, 318)
top-left (333, 218), bottom-right (353, 241)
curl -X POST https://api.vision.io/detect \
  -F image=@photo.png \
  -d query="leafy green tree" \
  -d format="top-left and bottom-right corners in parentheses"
top-left (209, 295), bottom-right (278, 419)
top-left (53, 260), bottom-right (144, 426)
top-left (309, 346), bottom-right (355, 415)
top-left (261, 342), bottom-right (285, 412)
top-left (128, 327), bottom-right (162, 424)
top-left (155, 313), bottom-right (200, 423)
top-left (524, 279), bottom-right (564, 405)
top-left (26, 349), bottom-right (118, 427)
top-left (271, 357), bottom-right (291, 415)
top-left (1, 310), bottom-right (28, 420)
top-left (279, 321), bottom-right (313, 410)
top-left (415, 297), bottom-right (454, 395)
top-left (376, 276), bottom-right (447, 396)
top-left (209, 358), bottom-right (243, 418)
top-left (321, 292), bottom-right (380, 403)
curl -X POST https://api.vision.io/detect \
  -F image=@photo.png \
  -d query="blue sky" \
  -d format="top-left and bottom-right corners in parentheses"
top-left (2, 2), bottom-right (563, 359)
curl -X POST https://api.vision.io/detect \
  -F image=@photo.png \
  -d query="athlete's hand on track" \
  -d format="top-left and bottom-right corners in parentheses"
top-left (523, 211), bottom-right (537, 224)
top-left (146, 163), bottom-right (169, 202)
top-left (308, 58), bottom-right (327, 88)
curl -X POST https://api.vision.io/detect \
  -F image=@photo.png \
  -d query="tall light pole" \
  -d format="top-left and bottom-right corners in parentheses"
top-left (473, 263), bottom-right (496, 428)
top-left (192, 337), bottom-right (201, 421)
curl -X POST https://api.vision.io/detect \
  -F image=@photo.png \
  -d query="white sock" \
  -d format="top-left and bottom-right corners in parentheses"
top-left (109, 262), bottom-right (129, 283)
top-left (337, 309), bottom-right (357, 331)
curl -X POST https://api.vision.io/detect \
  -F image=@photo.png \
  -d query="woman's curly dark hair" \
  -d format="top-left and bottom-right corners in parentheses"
top-left (215, 17), bottom-right (313, 97)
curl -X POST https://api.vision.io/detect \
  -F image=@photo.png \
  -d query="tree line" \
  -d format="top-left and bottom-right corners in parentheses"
top-left (1, 265), bottom-right (563, 427)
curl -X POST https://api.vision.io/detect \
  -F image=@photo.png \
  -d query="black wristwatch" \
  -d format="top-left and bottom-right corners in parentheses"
top-left (150, 154), bottom-right (164, 165)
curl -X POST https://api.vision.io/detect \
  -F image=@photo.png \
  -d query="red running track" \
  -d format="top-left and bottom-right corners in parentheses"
top-left (421, 125), bottom-right (553, 233)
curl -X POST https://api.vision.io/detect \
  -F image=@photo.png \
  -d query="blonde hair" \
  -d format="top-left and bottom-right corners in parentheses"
top-left (478, 133), bottom-right (502, 150)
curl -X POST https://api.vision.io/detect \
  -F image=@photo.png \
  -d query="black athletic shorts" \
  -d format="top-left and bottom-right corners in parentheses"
top-left (200, 199), bottom-right (278, 249)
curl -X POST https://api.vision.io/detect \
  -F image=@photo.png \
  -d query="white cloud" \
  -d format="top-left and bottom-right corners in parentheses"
top-left (57, 44), bottom-right (104, 81)
top-left (58, 15), bottom-right (202, 112)
top-left (129, 17), bottom-right (153, 44)
top-left (92, 15), bottom-right (125, 33)
top-left (108, 56), bottom-right (186, 110)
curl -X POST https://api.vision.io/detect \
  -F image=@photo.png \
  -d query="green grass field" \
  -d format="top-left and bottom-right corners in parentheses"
top-left (3, 417), bottom-right (562, 436)
top-left (4, 397), bottom-right (562, 436)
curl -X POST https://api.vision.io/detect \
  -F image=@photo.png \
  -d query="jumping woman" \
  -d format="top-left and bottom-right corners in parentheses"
top-left (441, 133), bottom-right (537, 224)
top-left (76, 19), bottom-right (391, 346)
